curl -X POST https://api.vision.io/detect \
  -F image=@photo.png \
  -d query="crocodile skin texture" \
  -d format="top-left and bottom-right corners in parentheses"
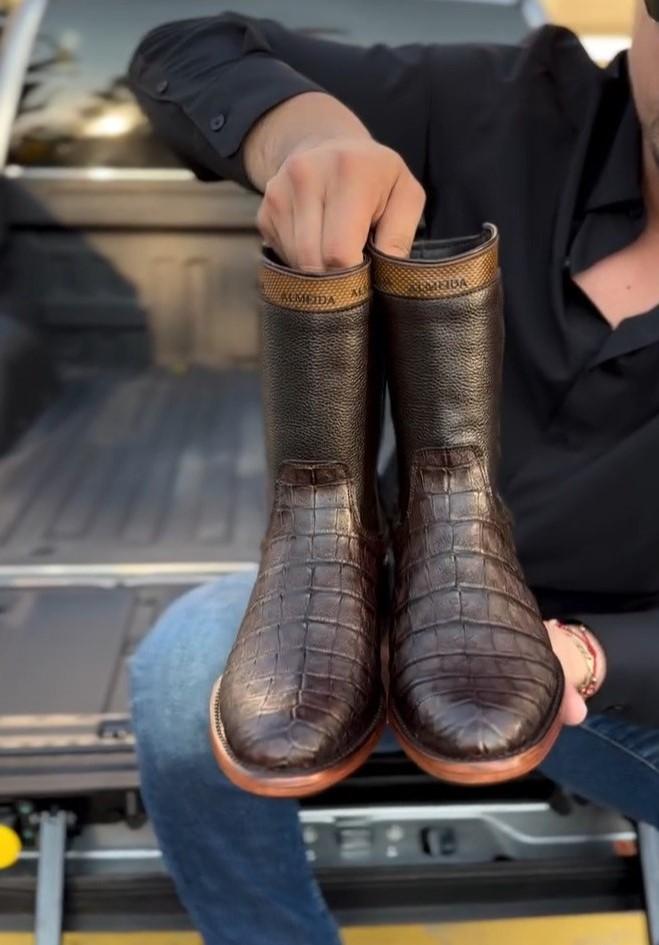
top-left (220, 462), bottom-right (383, 770)
top-left (390, 448), bottom-right (561, 760)
top-left (370, 227), bottom-right (563, 764)
top-left (215, 252), bottom-right (385, 778)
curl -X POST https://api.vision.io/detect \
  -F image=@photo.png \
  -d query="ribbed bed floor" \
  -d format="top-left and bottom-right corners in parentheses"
top-left (0, 367), bottom-right (266, 566)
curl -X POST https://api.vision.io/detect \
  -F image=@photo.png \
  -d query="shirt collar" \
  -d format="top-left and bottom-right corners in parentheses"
top-left (583, 53), bottom-right (644, 214)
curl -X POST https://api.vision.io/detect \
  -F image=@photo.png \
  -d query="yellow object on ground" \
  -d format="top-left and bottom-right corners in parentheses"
top-left (0, 914), bottom-right (649, 945)
top-left (344, 913), bottom-right (649, 945)
top-left (0, 825), bottom-right (21, 870)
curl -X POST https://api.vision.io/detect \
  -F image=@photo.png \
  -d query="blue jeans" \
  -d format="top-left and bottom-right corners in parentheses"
top-left (130, 571), bottom-right (659, 945)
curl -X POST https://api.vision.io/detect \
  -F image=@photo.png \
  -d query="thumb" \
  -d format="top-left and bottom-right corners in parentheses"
top-left (560, 683), bottom-right (588, 727)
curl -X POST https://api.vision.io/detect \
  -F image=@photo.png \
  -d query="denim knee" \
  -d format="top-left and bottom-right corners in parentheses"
top-left (130, 571), bottom-right (256, 775)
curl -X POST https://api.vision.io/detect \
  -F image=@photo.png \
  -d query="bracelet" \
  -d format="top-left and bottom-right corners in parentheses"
top-left (554, 620), bottom-right (600, 699)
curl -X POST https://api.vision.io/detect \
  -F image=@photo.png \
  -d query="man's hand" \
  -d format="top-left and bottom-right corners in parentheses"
top-left (244, 92), bottom-right (426, 270)
top-left (256, 137), bottom-right (426, 270)
top-left (546, 620), bottom-right (607, 726)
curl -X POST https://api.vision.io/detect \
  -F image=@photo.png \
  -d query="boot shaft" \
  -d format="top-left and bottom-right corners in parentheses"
top-left (370, 225), bottom-right (503, 507)
top-left (259, 250), bottom-right (383, 531)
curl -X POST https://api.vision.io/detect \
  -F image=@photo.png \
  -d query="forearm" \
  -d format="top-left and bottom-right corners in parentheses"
top-left (128, 12), bottom-right (429, 191)
top-left (243, 91), bottom-right (372, 192)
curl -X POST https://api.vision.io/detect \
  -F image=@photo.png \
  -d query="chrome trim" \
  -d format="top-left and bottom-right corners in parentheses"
top-left (35, 810), bottom-right (67, 943)
top-left (0, 712), bottom-right (135, 750)
top-left (13, 801), bottom-right (636, 866)
top-left (21, 848), bottom-right (164, 862)
top-left (3, 164), bottom-right (198, 182)
top-left (0, 0), bottom-right (49, 168)
top-left (0, 561), bottom-right (258, 588)
top-left (301, 802), bottom-right (561, 820)
top-left (299, 803), bottom-right (637, 846)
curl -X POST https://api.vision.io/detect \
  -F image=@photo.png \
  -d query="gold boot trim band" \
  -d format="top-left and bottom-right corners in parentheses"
top-left (370, 224), bottom-right (499, 299)
top-left (259, 258), bottom-right (371, 312)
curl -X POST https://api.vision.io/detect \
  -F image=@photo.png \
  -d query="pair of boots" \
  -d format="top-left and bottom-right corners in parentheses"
top-left (209, 225), bottom-right (564, 797)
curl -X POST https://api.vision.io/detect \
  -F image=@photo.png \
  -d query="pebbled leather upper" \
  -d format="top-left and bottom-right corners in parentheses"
top-left (371, 228), bottom-right (563, 762)
top-left (379, 279), bottom-right (505, 515)
top-left (260, 253), bottom-right (383, 533)
top-left (220, 462), bottom-right (383, 770)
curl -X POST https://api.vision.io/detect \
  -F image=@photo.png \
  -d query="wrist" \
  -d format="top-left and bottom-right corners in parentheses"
top-left (245, 92), bottom-right (370, 188)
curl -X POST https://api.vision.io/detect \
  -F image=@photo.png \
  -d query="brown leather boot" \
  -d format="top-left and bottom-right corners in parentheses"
top-left (370, 225), bottom-right (563, 785)
top-left (209, 250), bottom-right (386, 797)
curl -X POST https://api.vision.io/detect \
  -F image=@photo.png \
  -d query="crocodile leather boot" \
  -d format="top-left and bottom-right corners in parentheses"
top-left (370, 225), bottom-right (564, 785)
top-left (209, 250), bottom-right (386, 797)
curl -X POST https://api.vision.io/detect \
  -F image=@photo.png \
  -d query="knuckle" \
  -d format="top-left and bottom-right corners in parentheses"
top-left (263, 177), bottom-right (284, 211)
top-left (382, 232), bottom-right (413, 257)
top-left (390, 239), bottom-right (411, 255)
top-left (409, 176), bottom-right (427, 205)
top-left (383, 147), bottom-right (411, 178)
top-left (323, 240), bottom-right (355, 269)
top-left (333, 147), bottom-right (360, 176)
top-left (297, 239), bottom-right (320, 267)
top-left (255, 202), bottom-right (268, 225)
top-left (284, 152), bottom-right (313, 186)
top-left (373, 142), bottom-right (396, 161)
top-left (255, 206), bottom-right (272, 238)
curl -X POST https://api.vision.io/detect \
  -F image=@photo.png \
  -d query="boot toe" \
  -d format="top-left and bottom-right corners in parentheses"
top-left (221, 694), bottom-right (365, 772)
top-left (398, 677), bottom-right (559, 761)
top-left (392, 617), bottom-right (563, 762)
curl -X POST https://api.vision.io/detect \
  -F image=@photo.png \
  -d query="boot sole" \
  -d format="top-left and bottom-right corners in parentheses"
top-left (209, 676), bottom-right (386, 798)
top-left (388, 686), bottom-right (564, 786)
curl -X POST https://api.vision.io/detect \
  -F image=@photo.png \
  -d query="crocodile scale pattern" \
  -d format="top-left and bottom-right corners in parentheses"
top-left (219, 462), bottom-right (383, 772)
top-left (390, 448), bottom-right (562, 761)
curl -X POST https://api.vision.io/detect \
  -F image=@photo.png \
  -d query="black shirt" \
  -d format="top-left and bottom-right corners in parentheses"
top-left (129, 16), bottom-right (659, 722)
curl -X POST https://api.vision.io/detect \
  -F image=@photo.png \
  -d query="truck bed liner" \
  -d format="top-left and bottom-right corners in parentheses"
top-left (0, 366), bottom-right (265, 567)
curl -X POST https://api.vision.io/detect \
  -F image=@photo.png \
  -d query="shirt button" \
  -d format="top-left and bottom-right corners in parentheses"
top-left (156, 79), bottom-right (168, 94)
top-left (210, 114), bottom-right (226, 132)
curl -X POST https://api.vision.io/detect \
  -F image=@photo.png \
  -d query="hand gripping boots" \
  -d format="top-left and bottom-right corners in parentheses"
top-left (209, 250), bottom-right (386, 797)
top-left (370, 224), bottom-right (564, 785)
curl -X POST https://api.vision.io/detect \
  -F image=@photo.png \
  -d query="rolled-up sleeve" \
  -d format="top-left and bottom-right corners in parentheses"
top-left (128, 12), bottom-right (430, 192)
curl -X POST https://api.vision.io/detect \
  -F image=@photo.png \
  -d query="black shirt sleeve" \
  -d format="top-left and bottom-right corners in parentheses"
top-left (128, 12), bottom-right (430, 192)
top-left (566, 609), bottom-right (659, 729)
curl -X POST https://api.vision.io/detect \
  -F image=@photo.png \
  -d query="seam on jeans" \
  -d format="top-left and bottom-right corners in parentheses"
top-left (581, 720), bottom-right (659, 775)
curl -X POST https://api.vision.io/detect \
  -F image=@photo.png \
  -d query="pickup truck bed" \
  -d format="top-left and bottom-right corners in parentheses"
top-left (0, 360), bottom-right (264, 796)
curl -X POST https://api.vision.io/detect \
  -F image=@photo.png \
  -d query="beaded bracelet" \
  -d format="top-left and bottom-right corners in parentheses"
top-left (553, 620), bottom-right (600, 699)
